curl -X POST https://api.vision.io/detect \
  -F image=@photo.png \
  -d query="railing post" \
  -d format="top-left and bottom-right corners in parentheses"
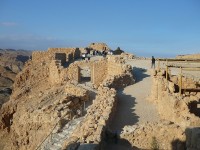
top-left (179, 67), bottom-right (182, 95)
top-left (166, 65), bottom-right (168, 81)
top-left (158, 59), bottom-right (160, 70)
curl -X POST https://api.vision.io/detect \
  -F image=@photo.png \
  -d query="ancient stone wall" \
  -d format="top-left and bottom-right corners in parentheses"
top-left (120, 53), bottom-right (135, 60)
top-left (107, 56), bottom-right (124, 75)
top-left (151, 71), bottom-right (200, 127)
top-left (88, 43), bottom-right (110, 51)
top-left (91, 60), bottom-right (107, 87)
top-left (62, 86), bottom-right (117, 149)
top-left (32, 51), bottom-right (53, 63)
top-left (67, 63), bottom-right (80, 83)
top-left (104, 56), bottom-right (135, 88)
top-left (48, 48), bottom-right (75, 54)
top-left (32, 48), bottom-right (81, 65)
top-left (48, 48), bottom-right (80, 61)
top-left (121, 121), bottom-right (186, 150)
top-left (49, 60), bottom-right (68, 85)
top-left (0, 49), bottom-right (136, 150)
top-left (0, 82), bottom-right (89, 150)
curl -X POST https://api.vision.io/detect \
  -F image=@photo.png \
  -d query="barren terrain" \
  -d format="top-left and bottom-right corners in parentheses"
top-left (0, 49), bottom-right (31, 107)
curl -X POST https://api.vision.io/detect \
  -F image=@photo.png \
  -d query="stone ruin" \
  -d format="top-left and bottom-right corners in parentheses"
top-left (88, 43), bottom-right (110, 52)
top-left (149, 68), bottom-right (200, 149)
top-left (0, 47), bottom-right (134, 150)
top-left (1, 46), bottom-right (199, 150)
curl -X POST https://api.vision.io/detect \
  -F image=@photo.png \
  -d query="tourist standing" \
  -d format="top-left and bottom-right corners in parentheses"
top-left (151, 56), bottom-right (155, 68)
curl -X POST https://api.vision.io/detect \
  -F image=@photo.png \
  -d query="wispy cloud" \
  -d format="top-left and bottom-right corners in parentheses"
top-left (0, 22), bottom-right (18, 27)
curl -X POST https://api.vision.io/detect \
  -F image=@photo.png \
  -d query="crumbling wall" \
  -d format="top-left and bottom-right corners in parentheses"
top-left (13, 60), bottom-right (50, 93)
top-left (151, 70), bottom-right (200, 127)
top-left (88, 43), bottom-right (110, 51)
top-left (107, 56), bottom-right (124, 75)
top-left (49, 60), bottom-right (68, 85)
top-left (67, 63), bottom-right (80, 83)
top-left (48, 48), bottom-right (80, 61)
top-left (121, 121), bottom-right (186, 150)
top-left (62, 86), bottom-right (117, 149)
top-left (32, 51), bottom-right (53, 63)
top-left (0, 83), bottom-right (89, 150)
top-left (104, 56), bottom-right (135, 88)
top-left (32, 47), bottom-right (81, 65)
top-left (91, 60), bottom-right (107, 87)
top-left (0, 50), bottom-right (136, 150)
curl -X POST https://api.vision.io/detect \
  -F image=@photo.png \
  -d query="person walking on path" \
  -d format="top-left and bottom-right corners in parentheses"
top-left (151, 56), bottom-right (155, 69)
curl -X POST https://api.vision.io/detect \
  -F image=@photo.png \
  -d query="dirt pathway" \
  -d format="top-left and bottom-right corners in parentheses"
top-left (104, 59), bottom-right (160, 149)
top-left (110, 60), bottom-right (160, 132)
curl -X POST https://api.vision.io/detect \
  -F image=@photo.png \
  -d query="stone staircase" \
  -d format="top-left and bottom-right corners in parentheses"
top-left (39, 117), bottom-right (84, 150)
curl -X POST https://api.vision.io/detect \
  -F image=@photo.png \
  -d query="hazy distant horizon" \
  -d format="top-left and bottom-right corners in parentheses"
top-left (1, 0), bottom-right (200, 58)
top-left (0, 43), bottom-right (198, 59)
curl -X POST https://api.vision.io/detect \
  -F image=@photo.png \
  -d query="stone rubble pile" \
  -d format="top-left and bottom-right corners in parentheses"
top-left (121, 121), bottom-right (186, 150)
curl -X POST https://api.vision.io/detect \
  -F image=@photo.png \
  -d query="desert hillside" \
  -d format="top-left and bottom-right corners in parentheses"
top-left (0, 49), bottom-right (32, 107)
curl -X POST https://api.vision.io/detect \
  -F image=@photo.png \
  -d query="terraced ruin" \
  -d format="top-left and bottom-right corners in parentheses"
top-left (0, 46), bottom-right (199, 150)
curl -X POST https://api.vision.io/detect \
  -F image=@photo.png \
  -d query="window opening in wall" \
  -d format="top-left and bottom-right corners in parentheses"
top-left (80, 66), bottom-right (91, 83)
top-left (55, 53), bottom-right (66, 66)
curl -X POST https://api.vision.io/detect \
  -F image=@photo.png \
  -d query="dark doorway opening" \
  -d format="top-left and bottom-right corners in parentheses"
top-left (188, 100), bottom-right (200, 117)
top-left (55, 53), bottom-right (66, 66)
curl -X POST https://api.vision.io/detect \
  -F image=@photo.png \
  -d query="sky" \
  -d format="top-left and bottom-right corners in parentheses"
top-left (0, 0), bottom-right (200, 57)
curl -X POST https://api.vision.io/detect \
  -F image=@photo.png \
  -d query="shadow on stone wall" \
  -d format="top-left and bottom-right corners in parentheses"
top-left (109, 93), bottom-right (139, 132)
top-left (171, 139), bottom-right (186, 150)
top-left (171, 127), bottom-right (200, 150)
top-left (103, 129), bottom-right (140, 150)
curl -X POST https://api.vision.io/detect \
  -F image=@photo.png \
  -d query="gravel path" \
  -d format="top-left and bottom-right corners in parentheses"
top-left (109, 59), bottom-right (160, 132)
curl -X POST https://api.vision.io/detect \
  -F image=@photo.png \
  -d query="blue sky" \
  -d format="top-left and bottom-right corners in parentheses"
top-left (0, 0), bottom-right (200, 57)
